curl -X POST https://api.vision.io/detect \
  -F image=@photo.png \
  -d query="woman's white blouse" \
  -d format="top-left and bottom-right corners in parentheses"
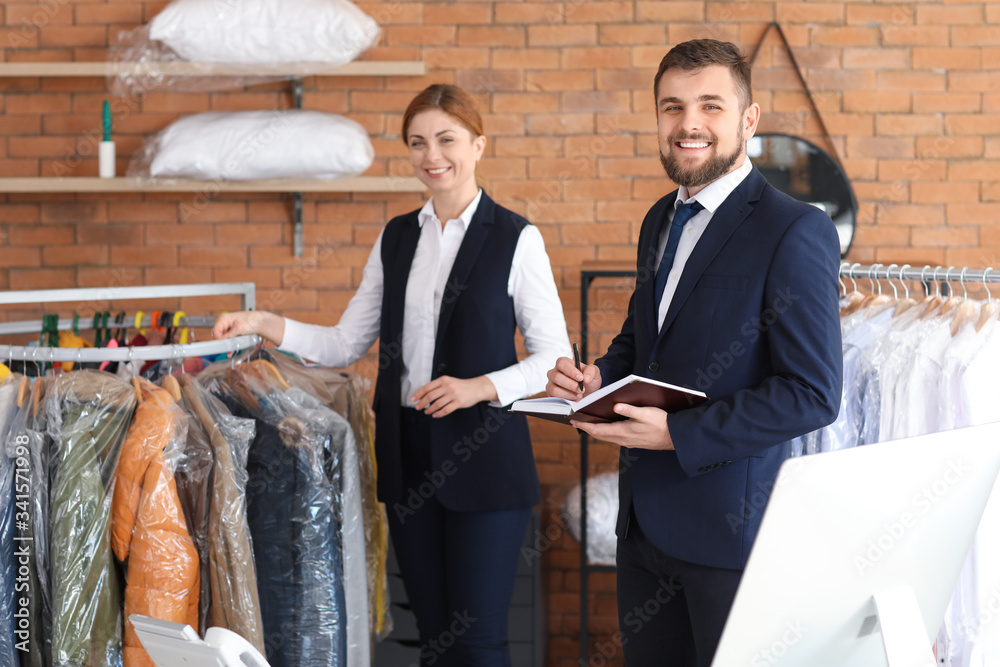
top-left (281, 192), bottom-right (571, 407)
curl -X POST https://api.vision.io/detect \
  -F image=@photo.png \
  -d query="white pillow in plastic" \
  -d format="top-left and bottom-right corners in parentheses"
top-left (148, 0), bottom-right (380, 65)
top-left (147, 111), bottom-right (374, 180)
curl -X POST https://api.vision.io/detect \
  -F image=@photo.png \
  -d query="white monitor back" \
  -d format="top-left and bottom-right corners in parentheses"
top-left (130, 615), bottom-right (270, 667)
top-left (712, 422), bottom-right (1000, 667)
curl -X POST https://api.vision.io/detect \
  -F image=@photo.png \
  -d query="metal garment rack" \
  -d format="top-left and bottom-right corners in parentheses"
top-left (578, 266), bottom-right (636, 665)
top-left (840, 262), bottom-right (1000, 286)
top-left (0, 283), bottom-right (260, 362)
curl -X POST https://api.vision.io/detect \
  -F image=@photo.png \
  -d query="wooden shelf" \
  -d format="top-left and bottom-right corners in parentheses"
top-left (0, 176), bottom-right (426, 194)
top-left (0, 60), bottom-right (426, 78)
top-left (0, 58), bottom-right (428, 257)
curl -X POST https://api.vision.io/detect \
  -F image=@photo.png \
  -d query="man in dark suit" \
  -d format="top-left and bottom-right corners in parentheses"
top-left (547, 39), bottom-right (843, 666)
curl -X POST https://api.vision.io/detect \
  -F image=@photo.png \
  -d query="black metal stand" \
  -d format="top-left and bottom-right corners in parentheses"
top-left (579, 267), bottom-right (636, 665)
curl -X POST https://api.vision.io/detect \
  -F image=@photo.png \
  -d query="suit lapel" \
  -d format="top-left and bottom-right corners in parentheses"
top-left (434, 191), bottom-right (495, 353)
top-left (655, 168), bottom-right (767, 341)
top-left (386, 213), bottom-right (422, 343)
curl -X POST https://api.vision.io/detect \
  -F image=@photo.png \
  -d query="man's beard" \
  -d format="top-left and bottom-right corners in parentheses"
top-left (660, 126), bottom-right (744, 189)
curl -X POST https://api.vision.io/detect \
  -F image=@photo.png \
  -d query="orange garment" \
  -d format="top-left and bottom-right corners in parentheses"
top-left (57, 330), bottom-right (93, 371)
top-left (110, 379), bottom-right (199, 667)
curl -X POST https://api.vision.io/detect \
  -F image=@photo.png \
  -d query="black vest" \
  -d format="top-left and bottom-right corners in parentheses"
top-left (372, 192), bottom-right (539, 512)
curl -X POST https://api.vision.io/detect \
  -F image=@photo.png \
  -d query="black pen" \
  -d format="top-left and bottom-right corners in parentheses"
top-left (572, 342), bottom-right (585, 392)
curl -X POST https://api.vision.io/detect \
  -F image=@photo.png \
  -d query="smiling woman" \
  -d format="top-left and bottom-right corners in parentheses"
top-left (402, 86), bottom-right (487, 225)
top-left (213, 84), bottom-right (572, 667)
top-left (404, 108), bottom-right (484, 222)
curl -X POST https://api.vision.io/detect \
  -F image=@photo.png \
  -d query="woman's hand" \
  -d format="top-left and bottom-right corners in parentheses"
top-left (412, 375), bottom-right (498, 418)
top-left (212, 310), bottom-right (286, 346)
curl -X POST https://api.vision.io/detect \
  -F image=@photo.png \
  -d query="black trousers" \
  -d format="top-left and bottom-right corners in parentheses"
top-left (616, 514), bottom-right (744, 667)
top-left (388, 408), bottom-right (531, 667)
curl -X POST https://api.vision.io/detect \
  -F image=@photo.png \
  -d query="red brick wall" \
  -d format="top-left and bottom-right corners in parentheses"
top-left (4, 2), bottom-right (1000, 665)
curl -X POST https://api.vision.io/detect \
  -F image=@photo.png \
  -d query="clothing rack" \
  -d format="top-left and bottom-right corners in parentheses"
top-left (0, 335), bottom-right (260, 363)
top-left (839, 262), bottom-right (1000, 285)
top-left (0, 283), bottom-right (260, 362)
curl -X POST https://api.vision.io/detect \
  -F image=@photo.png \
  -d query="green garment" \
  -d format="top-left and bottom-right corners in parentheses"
top-left (49, 372), bottom-right (136, 667)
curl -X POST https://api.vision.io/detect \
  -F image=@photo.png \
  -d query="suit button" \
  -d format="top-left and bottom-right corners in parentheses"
top-left (436, 363), bottom-right (446, 375)
top-left (648, 362), bottom-right (660, 373)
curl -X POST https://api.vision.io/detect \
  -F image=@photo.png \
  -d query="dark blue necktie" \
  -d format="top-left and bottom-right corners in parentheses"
top-left (653, 200), bottom-right (704, 308)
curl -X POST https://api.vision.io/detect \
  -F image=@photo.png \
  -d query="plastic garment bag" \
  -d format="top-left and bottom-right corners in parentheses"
top-left (267, 352), bottom-right (389, 642)
top-left (0, 379), bottom-right (21, 667)
top-left (109, 378), bottom-right (199, 667)
top-left (177, 373), bottom-right (265, 655)
top-left (206, 363), bottom-right (347, 667)
top-left (333, 375), bottom-right (391, 640)
top-left (47, 370), bottom-right (137, 667)
top-left (18, 378), bottom-right (54, 667)
top-left (168, 376), bottom-right (215, 636)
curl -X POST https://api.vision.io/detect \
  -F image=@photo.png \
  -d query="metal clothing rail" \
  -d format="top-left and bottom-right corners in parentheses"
top-left (0, 334), bottom-right (261, 363)
top-left (0, 282), bottom-right (259, 362)
top-left (839, 263), bottom-right (1000, 285)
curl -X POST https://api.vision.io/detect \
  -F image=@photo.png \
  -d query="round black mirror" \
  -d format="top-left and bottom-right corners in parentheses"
top-left (747, 133), bottom-right (857, 257)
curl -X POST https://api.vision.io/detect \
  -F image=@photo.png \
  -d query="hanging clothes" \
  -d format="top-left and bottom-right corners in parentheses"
top-left (47, 370), bottom-right (136, 667)
top-left (799, 278), bottom-right (1000, 667)
top-left (168, 376), bottom-right (215, 636)
top-left (266, 352), bottom-right (386, 644)
top-left (56, 330), bottom-right (93, 373)
top-left (208, 364), bottom-right (347, 667)
top-left (20, 378), bottom-right (53, 667)
top-left (319, 369), bottom-right (390, 640)
top-left (0, 330), bottom-right (381, 664)
top-left (0, 379), bottom-right (22, 667)
top-left (109, 378), bottom-right (199, 667)
top-left (177, 373), bottom-right (265, 655)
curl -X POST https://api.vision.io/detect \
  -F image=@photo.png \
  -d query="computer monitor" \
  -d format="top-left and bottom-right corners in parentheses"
top-left (712, 422), bottom-right (1000, 667)
top-left (130, 615), bottom-right (270, 667)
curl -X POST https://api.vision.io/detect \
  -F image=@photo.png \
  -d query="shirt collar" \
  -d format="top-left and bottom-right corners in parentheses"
top-left (676, 156), bottom-right (753, 215)
top-left (417, 188), bottom-right (484, 230)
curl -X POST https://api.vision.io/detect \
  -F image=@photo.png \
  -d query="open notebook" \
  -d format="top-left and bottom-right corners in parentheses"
top-left (510, 374), bottom-right (708, 425)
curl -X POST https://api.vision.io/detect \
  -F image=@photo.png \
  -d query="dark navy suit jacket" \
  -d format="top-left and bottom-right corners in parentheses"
top-left (595, 166), bottom-right (843, 570)
top-left (371, 192), bottom-right (541, 513)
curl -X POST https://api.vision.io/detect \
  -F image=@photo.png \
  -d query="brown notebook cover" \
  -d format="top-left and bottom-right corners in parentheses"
top-left (510, 375), bottom-right (709, 426)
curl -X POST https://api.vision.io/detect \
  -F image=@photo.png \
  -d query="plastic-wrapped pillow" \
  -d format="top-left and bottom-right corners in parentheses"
top-left (148, 0), bottom-right (380, 65)
top-left (141, 111), bottom-right (374, 181)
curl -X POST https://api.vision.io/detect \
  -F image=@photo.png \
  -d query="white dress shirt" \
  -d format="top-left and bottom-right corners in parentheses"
top-left (281, 190), bottom-right (571, 407)
top-left (655, 157), bottom-right (753, 329)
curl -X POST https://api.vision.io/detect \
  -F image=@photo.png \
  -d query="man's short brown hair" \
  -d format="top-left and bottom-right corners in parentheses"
top-left (654, 39), bottom-right (753, 111)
